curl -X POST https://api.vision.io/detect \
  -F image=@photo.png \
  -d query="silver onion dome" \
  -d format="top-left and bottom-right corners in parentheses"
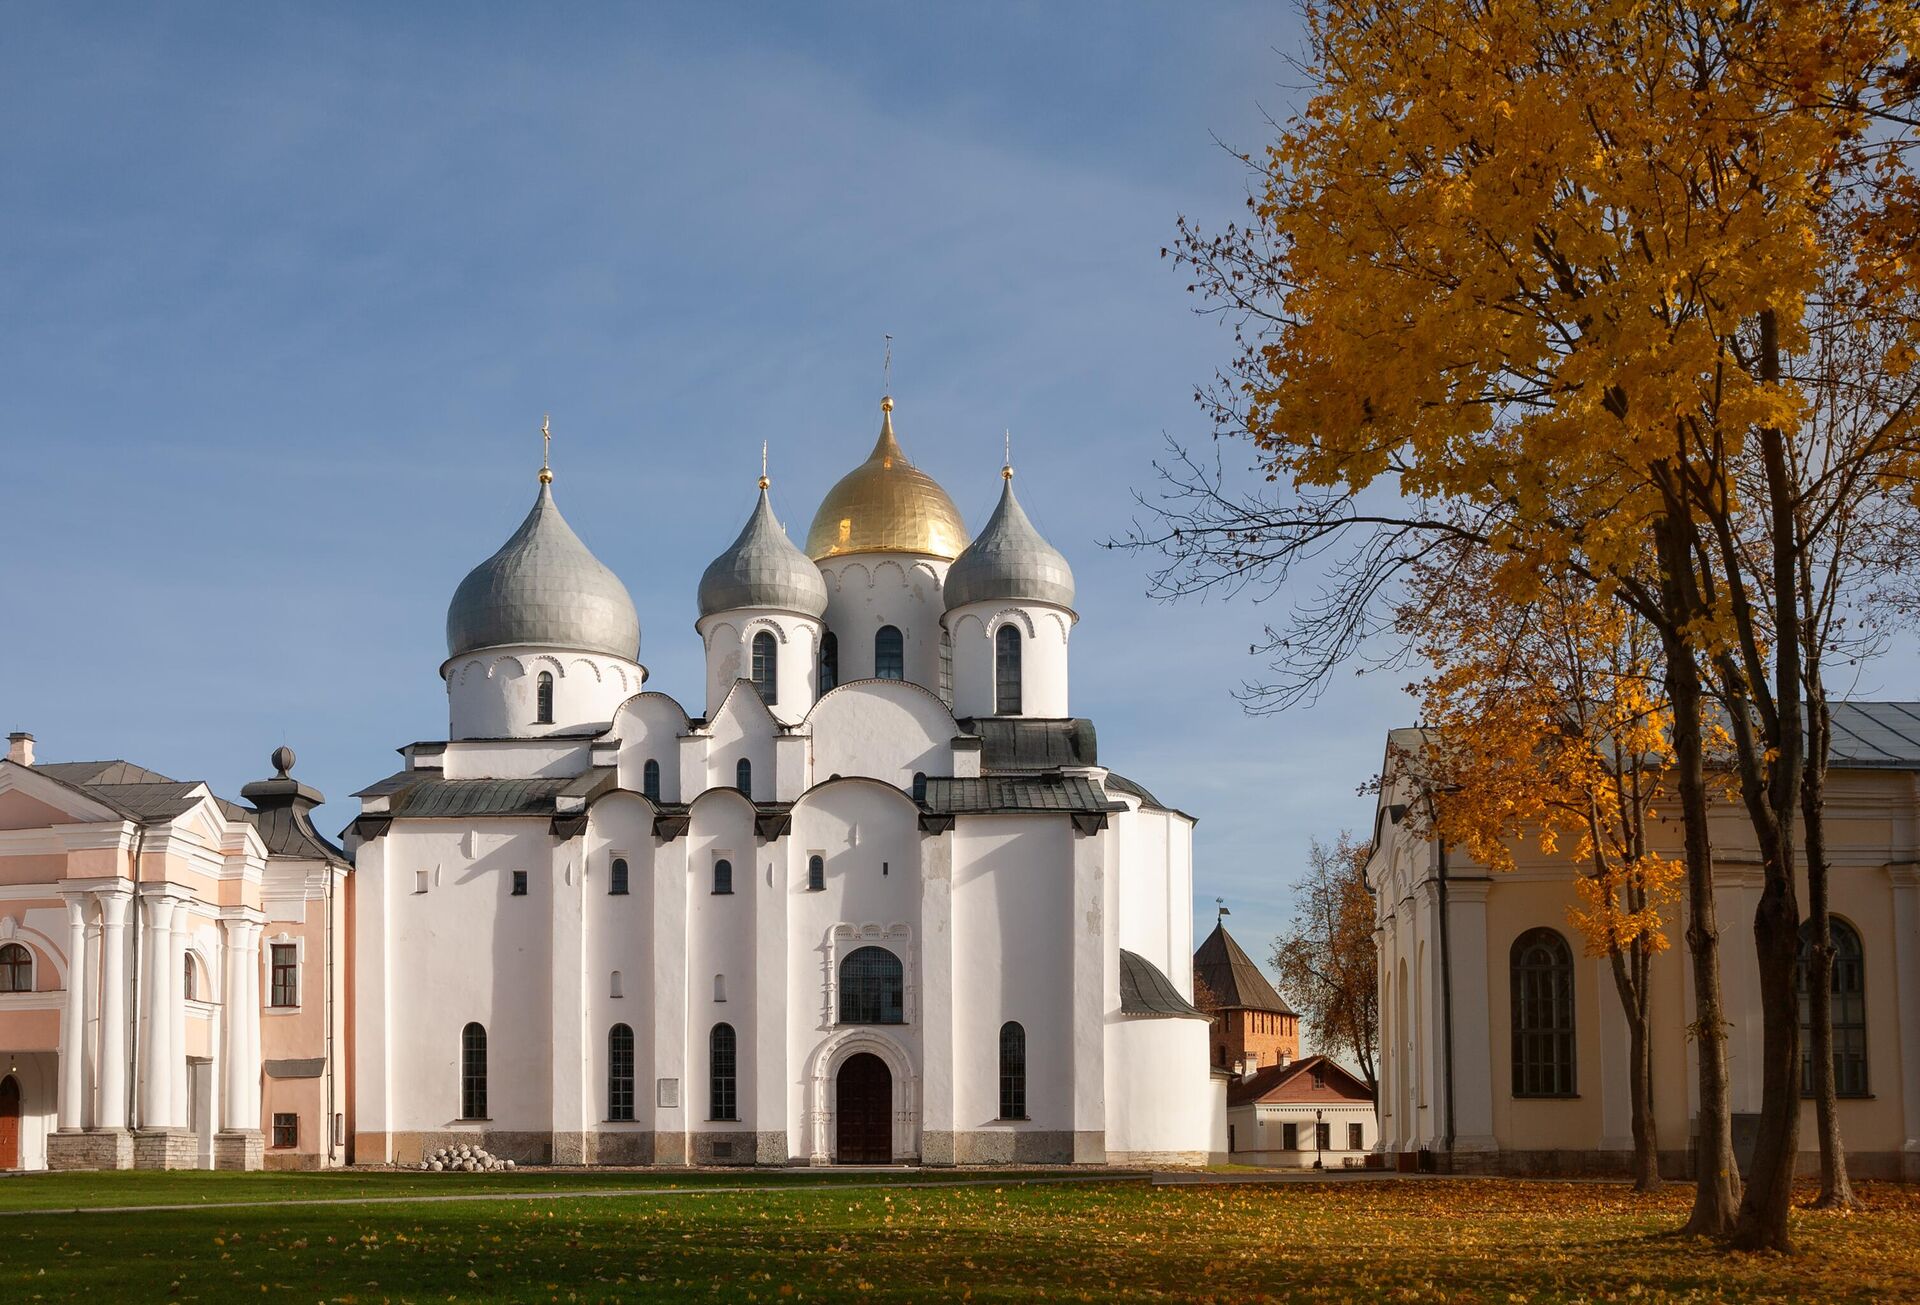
top-left (698, 486), bottom-right (828, 619)
top-left (446, 482), bottom-right (641, 661)
top-left (944, 470), bottom-right (1076, 611)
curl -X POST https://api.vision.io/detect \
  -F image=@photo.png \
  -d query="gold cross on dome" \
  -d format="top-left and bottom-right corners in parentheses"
top-left (539, 414), bottom-right (553, 484)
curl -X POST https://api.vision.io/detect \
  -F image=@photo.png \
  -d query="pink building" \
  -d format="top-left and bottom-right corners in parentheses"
top-left (0, 734), bottom-right (348, 1171)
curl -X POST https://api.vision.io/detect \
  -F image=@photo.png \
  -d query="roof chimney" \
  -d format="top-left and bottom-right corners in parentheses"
top-left (7, 732), bottom-right (34, 766)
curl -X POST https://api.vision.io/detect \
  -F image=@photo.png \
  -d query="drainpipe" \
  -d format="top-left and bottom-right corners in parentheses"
top-left (324, 861), bottom-right (336, 1166)
top-left (1437, 835), bottom-right (1457, 1158)
top-left (126, 825), bottom-right (145, 1131)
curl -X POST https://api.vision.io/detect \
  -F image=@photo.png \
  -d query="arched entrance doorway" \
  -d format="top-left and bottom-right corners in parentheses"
top-left (835, 1052), bottom-right (892, 1163)
top-left (0, 1076), bottom-right (19, 1171)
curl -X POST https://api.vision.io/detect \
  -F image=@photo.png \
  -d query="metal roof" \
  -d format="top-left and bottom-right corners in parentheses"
top-left (81, 781), bottom-right (208, 822)
top-left (36, 760), bottom-right (177, 787)
top-left (1194, 922), bottom-right (1295, 1015)
top-left (1119, 949), bottom-right (1206, 1018)
top-left (1828, 702), bottom-right (1920, 768)
top-left (698, 486), bottom-right (828, 618)
top-left (957, 717), bottom-right (1098, 771)
top-left (1225, 1055), bottom-right (1374, 1106)
top-left (944, 473), bottom-right (1075, 611)
top-left (373, 775), bottom-right (580, 819)
top-left (921, 775), bottom-right (1116, 815)
top-left (1102, 772), bottom-right (1167, 811)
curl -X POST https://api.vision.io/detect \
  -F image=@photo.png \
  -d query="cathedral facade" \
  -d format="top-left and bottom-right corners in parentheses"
top-left (346, 400), bottom-right (1220, 1167)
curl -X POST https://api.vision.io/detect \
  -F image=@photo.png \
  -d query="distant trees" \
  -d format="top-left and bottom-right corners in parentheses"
top-left (1271, 832), bottom-right (1379, 1097)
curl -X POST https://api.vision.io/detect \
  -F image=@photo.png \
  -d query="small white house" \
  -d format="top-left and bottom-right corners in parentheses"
top-left (1226, 1055), bottom-right (1377, 1168)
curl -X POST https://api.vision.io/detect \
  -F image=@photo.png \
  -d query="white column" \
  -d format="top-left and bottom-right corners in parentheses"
top-left (1889, 863), bottom-right (1920, 1172)
top-left (550, 844), bottom-right (589, 1161)
top-left (918, 830), bottom-right (955, 1163)
top-left (1068, 826), bottom-right (1107, 1163)
top-left (57, 896), bottom-right (90, 1131)
top-left (238, 922), bottom-right (263, 1129)
top-left (169, 913), bottom-right (189, 1127)
top-left (140, 895), bottom-right (177, 1129)
top-left (96, 891), bottom-right (133, 1130)
top-left (221, 918), bottom-right (249, 1131)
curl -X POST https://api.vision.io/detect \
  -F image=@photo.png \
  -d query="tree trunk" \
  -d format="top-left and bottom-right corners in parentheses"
top-left (1609, 945), bottom-right (1661, 1191)
top-left (1653, 503), bottom-right (1740, 1236)
top-left (1802, 693), bottom-right (1859, 1209)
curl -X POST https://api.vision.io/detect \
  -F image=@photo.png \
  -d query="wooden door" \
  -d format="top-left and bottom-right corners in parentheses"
top-left (834, 1053), bottom-right (892, 1164)
top-left (0, 1076), bottom-right (19, 1171)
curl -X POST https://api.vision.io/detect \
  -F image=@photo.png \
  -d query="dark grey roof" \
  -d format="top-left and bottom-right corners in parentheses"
top-left (1119, 950), bottom-right (1205, 1018)
top-left (264, 1058), bottom-right (326, 1080)
top-left (957, 717), bottom-right (1097, 771)
top-left (1829, 702), bottom-right (1920, 768)
top-left (1103, 773), bottom-right (1166, 811)
top-left (355, 772), bottom-right (579, 819)
top-left (239, 750), bottom-right (349, 867)
top-left (36, 760), bottom-right (177, 787)
top-left (698, 486), bottom-right (828, 618)
top-left (446, 481), bottom-right (641, 661)
top-left (944, 473), bottom-right (1075, 611)
top-left (1194, 923), bottom-right (1295, 1015)
top-left (81, 782), bottom-right (207, 822)
top-left (921, 775), bottom-right (1117, 815)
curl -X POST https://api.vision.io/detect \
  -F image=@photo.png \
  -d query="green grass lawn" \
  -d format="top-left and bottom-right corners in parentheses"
top-left (2, 1172), bottom-right (1915, 1302)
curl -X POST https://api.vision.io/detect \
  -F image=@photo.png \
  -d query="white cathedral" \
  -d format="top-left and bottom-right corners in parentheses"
top-left (344, 399), bottom-right (1221, 1167)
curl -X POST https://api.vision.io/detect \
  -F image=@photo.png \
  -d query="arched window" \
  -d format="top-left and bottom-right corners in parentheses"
top-left (710, 1023), bottom-right (737, 1120)
top-left (609, 857), bottom-right (629, 896)
top-left (535, 671), bottom-right (555, 724)
top-left (807, 854), bottom-right (825, 892)
top-left (736, 758), bottom-right (752, 798)
top-left (751, 631), bottom-right (778, 705)
top-left (999, 1021), bottom-right (1027, 1119)
top-left (1799, 918), bottom-right (1869, 1097)
top-left (460, 1023), bottom-right (488, 1119)
top-left (0, 943), bottom-right (31, 993)
top-left (182, 953), bottom-right (197, 1002)
top-left (642, 759), bottom-right (661, 803)
top-left (820, 631), bottom-right (839, 694)
top-left (1510, 928), bottom-right (1575, 1097)
top-left (714, 973), bottom-right (727, 1002)
top-left (995, 624), bottom-right (1023, 715)
top-left (874, 625), bottom-right (904, 680)
top-left (608, 1023), bottom-right (635, 1121)
top-left (838, 946), bottom-right (904, 1025)
top-left (713, 858), bottom-right (733, 895)
top-left (911, 772), bottom-right (927, 804)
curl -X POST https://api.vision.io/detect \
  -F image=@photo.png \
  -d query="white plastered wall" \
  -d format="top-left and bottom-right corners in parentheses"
top-left (444, 647), bottom-right (646, 740)
top-left (945, 602), bottom-right (1072, 720)
top-left (697, 612), bottom-right (822, 727)
top-left (819, 555), bottom-right (949, 694)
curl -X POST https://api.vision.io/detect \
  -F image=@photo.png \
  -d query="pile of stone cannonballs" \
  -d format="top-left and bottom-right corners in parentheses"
top-left (418, 1143), bottom-right (516, 1173)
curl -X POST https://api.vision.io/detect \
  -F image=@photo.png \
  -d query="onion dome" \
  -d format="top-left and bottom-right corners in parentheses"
top-left (805, 397), bottom-right (970, 561)
top-left (446, 481), bottom-right (641, 661)
top-left (698, 483), bottom-right (828, 618)
top-left (944, 465), bottom-right (1075, 611)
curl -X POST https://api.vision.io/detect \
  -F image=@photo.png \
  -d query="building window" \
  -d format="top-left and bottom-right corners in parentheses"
top-left (608, 1023), bottom-right (635, 1122)
top-left (995, 624), bottom-right (1023, 715)
top-left (874, 625), bottom-right (904, 680)
top-left (714, 973), bottom-right (728, 1002)
top-left (1347, 1122), bottom-right (1364, 1151)
top-left (414, 869), bottom-right (430, 894)
top-left (610, 857), bottom-right (629, 896)
top-left (610, 970), bottom-right (624, 998)
top-left (751, 631), bottom-right (778, 705)
top-left (272, 1113), bottom-right (298, 1149)
top-left (511, 870), bottom-right (529, 897)
top-left (911, 772), bottom-right (927, 804)
top-left (713, 858), bottom-right (733, 895)
top-left (838, 946), bottom-right (904, 1025)
top-left (1511, 927), bottom-right (1576, 1097)
top-left (536, 671), bottom-right (554, 724)
top-left (269, 944), bottom-right (298, 1008)
top-left (1315, 1121), bottom-right (1332, 1151)
top-left (710, 1023), bottom-right (737, 1121)
top-left (999, 1021), bottom-right (1027, 1119)
top-left (820, 632), bottom-right (839, 694)
top-left (460, 1022), bottom-right (488, 1118)
top-left (807, 854), bottom-right (825, 892)
top-left (1282, 1121), bottom-right (1299, 1150)
top-left (1799, 917), bottom-right (1869, 1097)
top-left (182, 954), bottom-right (198, 1001)
top-left (642, 759), bottom-right (661, 802)
top-left (0, 943), bottom-right (30, 993)
top-left (736, 758), bottom-right (752, 799)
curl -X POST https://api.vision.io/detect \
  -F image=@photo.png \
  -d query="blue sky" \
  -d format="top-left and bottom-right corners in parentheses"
top-left (4, 4), bottom-right (1416, 1017)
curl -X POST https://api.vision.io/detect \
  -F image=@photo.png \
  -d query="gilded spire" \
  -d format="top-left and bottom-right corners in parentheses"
top-left (1003, 428), bottom-right (1014, 481)
top-left (759, 440), bottom-right (770, 491)
top-left (539, 414), bottom-right (553, 485)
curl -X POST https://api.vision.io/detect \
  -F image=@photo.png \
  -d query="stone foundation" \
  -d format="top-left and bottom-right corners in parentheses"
top-left (214, 1130), bottom-right (264, 1171)
top-left (47, 1128), bottom-right (134, 1171)
top-left (688, 1130), bottom-right (754, 1166)
top-left (946, 1130), bottom-right (1078, 1165)
top-left (133, 1129), bottom-right (200, 1170)
top-left (1434, 1147), bottom-right (1920, 1183)
top-left (1106, 1149), bottom-right (1209, 1168)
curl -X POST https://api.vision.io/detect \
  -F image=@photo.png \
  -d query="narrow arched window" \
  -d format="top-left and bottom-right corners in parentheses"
top-left (713, 858), bottom-right (733, 895)
top-left (875, 625), bottom-right (904, 680)
top-left (610, 857), bottom-right (629, 896)
top-left (839, 946), bottom-right (904, 1025)
top-left (911, 772), bottom-right (928, 804)
top-left (736, 758), bottom-right (752, 799)
top-left (535, 671), bottom-right (555, 724)
top-left (751, 631), bottom-right (778, 705)
top-left (460, 1022), bottom-right (488, 1119)
top-left (1798, 918), bottom-right (1869, 1097)
top-left (0, 943), bottom-right (31, 993)
top-left (608, 1023), bottom-right (635, 1121)
top-left (807, 854), bottom-right (825, 892)
top-left (995, 624), bottom-right (1023, 715)
top-left (642, 759), bottom-right (661, 803)
top-left (999, 1021), bottom-right (1027, 1119)
top-left (820, 631), bottom-right (839, 694)
top-left (710, 1023), bottom-right (737, 1120)
top-left (182, 953), bottom-right (197, 1001)
top-left (714, 973), bottom-right (727, 1002)
top-left (1510, 928), bottom-right (1575, 1097)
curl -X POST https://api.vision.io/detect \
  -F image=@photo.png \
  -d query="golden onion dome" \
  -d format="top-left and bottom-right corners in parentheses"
top-left (805, 398), bottom-right (971, 561)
